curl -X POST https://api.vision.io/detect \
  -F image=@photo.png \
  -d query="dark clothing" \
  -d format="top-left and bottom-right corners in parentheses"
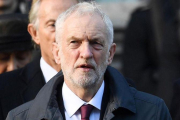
top-left (0, 54), bottom-right (45, 120)
top-left (170, 79), bottom-right (180, 120)
top-left (123, 6), bottom-right (180, 107)
top-left (123, 8), bottom-right (158, 95)
top-left (6, 66), bottom-right (171, 120)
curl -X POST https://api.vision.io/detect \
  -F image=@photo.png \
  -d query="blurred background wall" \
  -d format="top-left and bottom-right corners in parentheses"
top-left (96, 0), bottom-right (149, 71)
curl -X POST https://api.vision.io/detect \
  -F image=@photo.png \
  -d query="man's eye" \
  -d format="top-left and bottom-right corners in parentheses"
top-left (92, 41), bottom-right (100, 44)
top-left (47, 22), bottom-right (55, 28)
top-left (70, 41), bottom-right (80, 48)
top-left (91, 41), bottom-right (103, 50)
top-left (48, 23), bottom-right (55, 32)
top-left (49, 23), bottom-right (55, 27)
top-left (71, 41), bottom-right (78, 43)
top-left (51, 23), bottom-right (55, 27)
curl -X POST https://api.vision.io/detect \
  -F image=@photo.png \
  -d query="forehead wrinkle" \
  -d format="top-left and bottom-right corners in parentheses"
top-left (67, 27), bottom-right (106, 44)
top-left (61, 12), bottom-right (108, 42)
top-left (66, 30), bottom-right (86, 40)
top-left (85, 26), bottom-right (108, 42)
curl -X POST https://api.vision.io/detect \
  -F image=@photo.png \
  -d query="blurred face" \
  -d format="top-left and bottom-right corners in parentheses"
top-left (0, 0), bottom-right (13, 7)
top-left (35, 0), bottom-right (77, 66)
top-left (0, 0), bottom-right (17, 11)
top-left (57, 13), bottom-right (115, 89)
top-left (0, 51), bottom-right (32, 74)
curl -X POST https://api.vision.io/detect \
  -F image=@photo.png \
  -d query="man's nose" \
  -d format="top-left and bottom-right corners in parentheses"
top-left (6, 57), bottom-right (18, 72)
top-left (80, 42), bottom-right (93, 59)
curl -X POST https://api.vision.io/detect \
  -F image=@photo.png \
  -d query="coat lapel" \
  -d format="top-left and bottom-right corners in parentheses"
top-left (103, 66), bottom-right (136, 120)
top-left (27, 72), bottom-right (63, 120)
top-left (20, 53), bottom-right (45, 103)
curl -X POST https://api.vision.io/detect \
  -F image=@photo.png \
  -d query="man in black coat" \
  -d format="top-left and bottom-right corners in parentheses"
top-left (170, 2), bottom-right (180, 120)
top-left (6, 2), bottom-right (171, 120)
top-left (0, 0), bottom-right (78, 119)
top-left (123, 0), bottom-right (179, 107)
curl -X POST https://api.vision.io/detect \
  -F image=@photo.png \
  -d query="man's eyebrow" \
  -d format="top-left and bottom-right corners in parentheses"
top-left (89, 35), bottom-right (105, 41)
top-left (67, 36), bottom-right (83, 41)
top-left (67, 36), bottom-right (105, 42)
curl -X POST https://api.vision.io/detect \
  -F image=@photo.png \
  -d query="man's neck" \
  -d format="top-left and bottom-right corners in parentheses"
top-left (40, 57), bottom-right (58, 83)
top-left (50, 62), bottom-right (61, 72)
top-left (42, 56), bottom-right (61, 72)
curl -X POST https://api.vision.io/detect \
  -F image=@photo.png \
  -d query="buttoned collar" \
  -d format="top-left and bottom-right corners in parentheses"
top-left (62, 81), bottom-right (104, 117)
top-left (40, 57), bottom-right (58, 83)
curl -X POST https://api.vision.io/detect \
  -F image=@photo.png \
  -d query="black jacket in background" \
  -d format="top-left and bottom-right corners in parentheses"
top-left (123, 8), bottom-right (158, 95)
top-left (123, 7), bottom-right (180, 107)
top-left (6, 66), bottom-right (171, 120)
top-left (0, 53), bottom-right (45, 120)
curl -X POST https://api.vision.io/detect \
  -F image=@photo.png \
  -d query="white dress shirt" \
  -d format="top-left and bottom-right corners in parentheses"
top-left (40, 57), bottom-right (58, 83)
top-left (62, 81), bottom-right (104, 120)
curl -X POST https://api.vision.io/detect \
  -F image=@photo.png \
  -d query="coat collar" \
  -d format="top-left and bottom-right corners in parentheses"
top-left (27, 71), bottom-right (63, 120)
top-left (103, 66), bottom-right (136, 119)
top-left (106, 66), bottom-right (136, 113)
top-left (27, 66), bottom-right (136, 120)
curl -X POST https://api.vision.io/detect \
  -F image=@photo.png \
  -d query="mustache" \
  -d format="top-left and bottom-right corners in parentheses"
top-left (74, 59), bottom-right (97, 69)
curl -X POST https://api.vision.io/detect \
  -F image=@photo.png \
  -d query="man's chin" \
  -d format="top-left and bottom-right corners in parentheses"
top-left (74, 76), bottom-right (97, 88)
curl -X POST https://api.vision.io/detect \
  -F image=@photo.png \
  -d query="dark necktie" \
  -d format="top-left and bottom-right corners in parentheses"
top-left (80, 104), bottom-right (94, 120)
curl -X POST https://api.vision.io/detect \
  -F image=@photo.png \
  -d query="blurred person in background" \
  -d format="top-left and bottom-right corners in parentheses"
top-left (0, 13), bottom-right (33, 74)
top-left (25, 0), bottom-right (32, 12)
top-left (0, 0), bottom-right (78, 119)
top-left (0, 0), bottom-right (28, 14)
top-left (123, 0), bottom-right (179, 108)
top-left (169, 4), bottom-right (180, 120)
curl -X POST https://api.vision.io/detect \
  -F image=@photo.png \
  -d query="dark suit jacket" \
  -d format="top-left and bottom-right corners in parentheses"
top-left (0, 54), bottom-right (45, 120)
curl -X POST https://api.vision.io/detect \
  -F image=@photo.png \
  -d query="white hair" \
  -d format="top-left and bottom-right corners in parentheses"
top-left (29, 0), bottom-right (80, 30)
top-left (55, 2), bottom-right (114, 47)
top-left (29, 0), bottom-right (41, 30)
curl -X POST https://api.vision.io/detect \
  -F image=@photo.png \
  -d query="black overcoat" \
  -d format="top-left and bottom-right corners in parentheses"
top-left (0, 53), bottom-right (45, 120)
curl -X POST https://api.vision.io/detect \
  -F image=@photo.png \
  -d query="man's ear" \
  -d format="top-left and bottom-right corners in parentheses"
top-left (52, 42), bottom-right (61, 65)
top-left (28, 23), bottom-right (40, 45)
top-left (108, 43), bottom-right (116, 65)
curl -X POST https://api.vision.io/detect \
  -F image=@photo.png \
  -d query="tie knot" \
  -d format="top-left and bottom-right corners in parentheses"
top-left (80, 104), bottom-right (94, 120)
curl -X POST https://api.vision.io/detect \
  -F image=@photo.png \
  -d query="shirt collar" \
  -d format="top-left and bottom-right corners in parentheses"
top-left (62, 81), bottom-right (104, 117)
top-left (40, 57), bottom-right (58, 83)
